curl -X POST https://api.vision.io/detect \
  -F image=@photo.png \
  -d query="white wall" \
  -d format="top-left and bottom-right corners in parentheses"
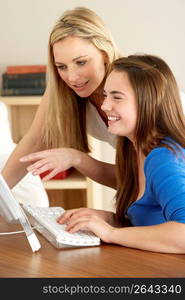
top-left (0, 0), bottom-right (185, 210)
top-left (1, 0), bottom-right (185, 90)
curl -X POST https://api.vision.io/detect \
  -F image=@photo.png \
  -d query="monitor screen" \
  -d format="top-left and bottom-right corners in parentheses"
top-left (0, 173), bottom-right (41, 252)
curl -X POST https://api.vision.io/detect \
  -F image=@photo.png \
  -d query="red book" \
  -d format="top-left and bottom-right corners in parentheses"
top-left (6, 65), bottom-right (47, 74)
top-left (39, 169), bottom-right (73, 180)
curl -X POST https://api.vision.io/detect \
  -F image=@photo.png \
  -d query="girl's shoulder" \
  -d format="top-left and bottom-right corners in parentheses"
top-left (144, 138), bottom-right (185, 174)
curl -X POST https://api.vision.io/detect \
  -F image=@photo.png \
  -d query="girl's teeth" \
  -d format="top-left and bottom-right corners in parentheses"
top-left (108, 116), bottom-right (120, 121)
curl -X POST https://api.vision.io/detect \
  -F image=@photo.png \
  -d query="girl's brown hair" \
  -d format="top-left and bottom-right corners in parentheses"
top-left (113, 55), bottom-right (185, 225)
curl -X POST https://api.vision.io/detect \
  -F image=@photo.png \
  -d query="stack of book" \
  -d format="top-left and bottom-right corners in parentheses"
top-left (40, 168), bottom-right (73, 180)
top-left (1, 65), bottom-right (47, 96)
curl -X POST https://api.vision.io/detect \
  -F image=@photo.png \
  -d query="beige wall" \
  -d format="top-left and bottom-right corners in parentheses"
top-left (0, 0), bottom-right (185, 209)
top-left (0, 0), bottom-right (184, 90)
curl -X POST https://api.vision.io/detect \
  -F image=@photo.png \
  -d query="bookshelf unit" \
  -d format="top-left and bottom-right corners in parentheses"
top-left (0, 96), bottom-right (93, 209)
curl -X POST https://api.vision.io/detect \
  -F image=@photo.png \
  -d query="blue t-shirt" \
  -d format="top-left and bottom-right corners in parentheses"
top-left (127, 140), bottom-right (185, 226)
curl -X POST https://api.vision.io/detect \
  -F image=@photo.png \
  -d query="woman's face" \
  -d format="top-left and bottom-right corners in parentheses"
top-left (101, 70), bottom-right (137, 141)
top-left (53, 36), bottom-right (107, 97)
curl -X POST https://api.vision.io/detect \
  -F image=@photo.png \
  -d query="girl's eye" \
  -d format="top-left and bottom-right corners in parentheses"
top-left (114, 97), bottom-right (122, 100)
top-left (103, 93), bottom-right (107, 99)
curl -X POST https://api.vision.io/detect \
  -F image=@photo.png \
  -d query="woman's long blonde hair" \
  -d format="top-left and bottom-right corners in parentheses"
top-left (113, 55), bottom-right (185, 225)
top-left (44, 7), bottom-right (120, 151)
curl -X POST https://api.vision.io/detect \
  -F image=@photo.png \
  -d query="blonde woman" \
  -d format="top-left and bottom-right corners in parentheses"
top-left (2, 7), bottom-right (120, 190)
top-left (58, 55), bottom-right (185, 253)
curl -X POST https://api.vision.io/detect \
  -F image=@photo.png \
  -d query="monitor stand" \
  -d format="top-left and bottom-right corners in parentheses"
top-left (0, 174), bottom-right (41, 252)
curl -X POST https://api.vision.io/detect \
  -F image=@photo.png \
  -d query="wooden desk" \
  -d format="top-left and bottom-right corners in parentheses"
top-left (1, 217), bottom-right (185, 278)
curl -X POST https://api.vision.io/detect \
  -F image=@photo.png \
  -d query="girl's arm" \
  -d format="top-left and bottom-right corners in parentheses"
top-left (65, 215), bottom-right (185, 253)
top-left (110, 221), bottom-right (185, 253)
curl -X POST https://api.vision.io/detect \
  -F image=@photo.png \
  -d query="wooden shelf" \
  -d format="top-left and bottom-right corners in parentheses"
top-left (0, 96), bottom-right (41, 106)
top-left (0, 95), bottom-right (93, 208)
top-left (43, 170), bottom-right (87, 190)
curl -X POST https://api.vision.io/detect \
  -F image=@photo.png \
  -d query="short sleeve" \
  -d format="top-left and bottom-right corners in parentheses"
top-left (145, 147), bottom-right (185, 223)
top-left (180, 90), bottom-right (185, 114)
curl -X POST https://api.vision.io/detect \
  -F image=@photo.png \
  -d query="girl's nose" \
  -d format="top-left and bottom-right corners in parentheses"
top-left (101, 97), bottom-right (112, 112)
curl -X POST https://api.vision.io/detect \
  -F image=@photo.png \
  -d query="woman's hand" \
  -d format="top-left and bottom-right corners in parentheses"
top-left (19, 148), bottom-right (80, 181)
top-left (57, 207), bottom-right (116, 226)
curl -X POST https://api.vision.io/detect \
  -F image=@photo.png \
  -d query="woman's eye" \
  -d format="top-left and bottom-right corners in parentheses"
top-left (77, 61), bottom-right (86, 66)
top-left (56, 65), bottom-right (66, 70)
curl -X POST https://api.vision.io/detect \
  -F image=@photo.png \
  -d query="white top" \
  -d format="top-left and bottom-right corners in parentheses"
top-left (86, 101), bottom-right (117, 148)
top-left (180, 91), bottom-right (185, 112)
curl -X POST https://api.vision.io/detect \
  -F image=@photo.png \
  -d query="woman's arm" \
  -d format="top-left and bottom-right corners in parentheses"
top-left (72, 150), bottom-right (117, 189)
top-left (20, 148), bottom-right (117, 189)
top-left (71, 151), bottom-right (116, 189)
top-left (1, 89), bottom-right (49, 188)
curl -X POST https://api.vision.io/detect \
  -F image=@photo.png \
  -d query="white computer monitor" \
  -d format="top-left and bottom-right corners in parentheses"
top-left (0, 173), bottom-right (41, 252)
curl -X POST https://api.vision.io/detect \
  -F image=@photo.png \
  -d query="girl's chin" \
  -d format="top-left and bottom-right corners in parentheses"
top-left (107, 126), bottom-right (115, 134)
top-left (107, 126), bottom-right (124, 136)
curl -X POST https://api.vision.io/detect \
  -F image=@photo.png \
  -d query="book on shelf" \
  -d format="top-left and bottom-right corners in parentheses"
top-left (1, 65), bottom-right (47, 95)
top-left (1, 87), bottom-right (45, 96)
top-left (6, 65), bottom-right (47, 74)
top-left (2, 72), bottom-right (46, 80)
top-left (2, 72), bottom-right (46, 89)
top-left (40, 168), bottom-right (73, 180)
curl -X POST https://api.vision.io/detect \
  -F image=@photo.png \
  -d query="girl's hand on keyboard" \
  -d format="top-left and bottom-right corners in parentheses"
top-left (20, 148), bottom-right (81, 181)
top-left (65, 214), bottom-right (115, 243)
top-left (57, 208), bottom-right (116, 226)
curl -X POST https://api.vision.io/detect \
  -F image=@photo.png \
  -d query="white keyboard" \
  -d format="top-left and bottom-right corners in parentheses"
top-left (22, 205), bottom-right (100, 248)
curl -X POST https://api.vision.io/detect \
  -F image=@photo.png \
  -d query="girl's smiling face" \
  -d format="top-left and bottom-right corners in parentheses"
top-left (101, 70), bottom-right (137, 141)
